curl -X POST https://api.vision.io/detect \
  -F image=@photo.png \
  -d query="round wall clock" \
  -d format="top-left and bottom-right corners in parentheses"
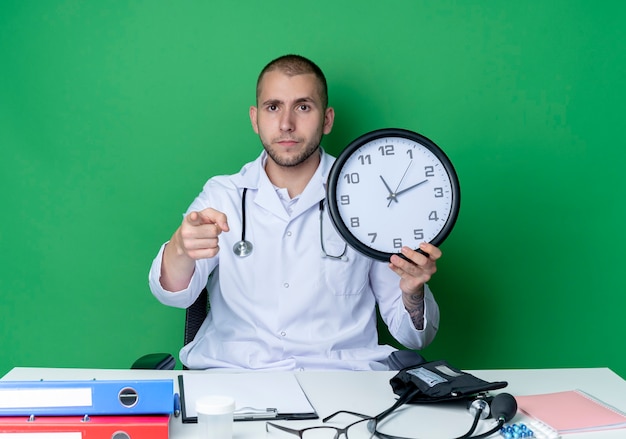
top-left (326, 128), bottom-right (460, 261)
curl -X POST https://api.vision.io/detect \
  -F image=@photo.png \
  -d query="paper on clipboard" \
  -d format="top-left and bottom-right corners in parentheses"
top-left (178, 372), bottom-right (318, 423)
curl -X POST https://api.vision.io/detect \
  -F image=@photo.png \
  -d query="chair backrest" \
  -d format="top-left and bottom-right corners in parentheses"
top-left (184, 287), bottom-right (209, 346)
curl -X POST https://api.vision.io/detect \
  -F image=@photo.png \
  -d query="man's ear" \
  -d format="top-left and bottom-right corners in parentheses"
top-left (249, 106), bottom-right (259, 134)
top-left (323, 107), bottom-right (335, 135)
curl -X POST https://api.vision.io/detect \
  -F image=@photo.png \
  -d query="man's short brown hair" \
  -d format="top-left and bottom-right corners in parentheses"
top-left (256, 54), bottom-right (328, 109)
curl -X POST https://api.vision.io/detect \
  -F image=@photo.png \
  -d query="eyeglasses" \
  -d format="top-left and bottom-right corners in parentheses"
top-left (266, 410), bottom-right (375, 439)
top-left (267, 387), bottom-right (426, 439)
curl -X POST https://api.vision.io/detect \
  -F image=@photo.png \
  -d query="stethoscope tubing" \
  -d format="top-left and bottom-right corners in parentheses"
top-left (232, 188), bottom-right (253, 257)
top-left (232, 188), bottom-right (347, 259)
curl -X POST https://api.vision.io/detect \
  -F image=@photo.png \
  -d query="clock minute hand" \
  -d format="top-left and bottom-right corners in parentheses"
top-left (387, 179), bottom-right (429, 200)
top-left (379, 175), bottom-right (398, 204)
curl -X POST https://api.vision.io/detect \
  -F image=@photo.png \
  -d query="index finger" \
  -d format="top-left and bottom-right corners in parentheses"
top-left (186, 208), bottom-right (230, 232)
top-left (417, 242), bottom-right (442, 260)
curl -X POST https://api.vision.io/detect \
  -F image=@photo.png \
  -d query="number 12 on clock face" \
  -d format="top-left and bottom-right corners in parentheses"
top-left (326, 128), bottom-right (460, 262)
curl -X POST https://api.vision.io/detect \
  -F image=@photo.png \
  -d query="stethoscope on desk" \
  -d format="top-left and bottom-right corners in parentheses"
top-left (366, 387), bottom-right (518, 439)
top-left (232, 187), bottom-right (348, 260)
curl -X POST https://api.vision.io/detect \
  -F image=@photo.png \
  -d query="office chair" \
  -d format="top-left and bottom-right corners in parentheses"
top-left (131, 288), bottom-right (209, 370)
top-left (131, 287), bottom-right (425, 370)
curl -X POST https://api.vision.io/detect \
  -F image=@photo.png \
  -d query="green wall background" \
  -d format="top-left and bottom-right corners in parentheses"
top-left (1, 1), bottom-right (625, 378)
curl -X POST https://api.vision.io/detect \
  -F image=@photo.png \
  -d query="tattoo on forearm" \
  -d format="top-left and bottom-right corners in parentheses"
top-left (405, 287), bottom-right (425, 330)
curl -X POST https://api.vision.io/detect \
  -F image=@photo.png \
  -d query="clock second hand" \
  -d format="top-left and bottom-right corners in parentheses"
top-left (386, 160), bottom-right (413, 207)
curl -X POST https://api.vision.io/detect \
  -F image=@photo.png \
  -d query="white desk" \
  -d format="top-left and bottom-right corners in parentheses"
top-left (2, 367), bottom-right (625, 438)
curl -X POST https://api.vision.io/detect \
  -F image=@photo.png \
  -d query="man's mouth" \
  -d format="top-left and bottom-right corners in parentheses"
top-left (276, 138), bottom-right (300, 146)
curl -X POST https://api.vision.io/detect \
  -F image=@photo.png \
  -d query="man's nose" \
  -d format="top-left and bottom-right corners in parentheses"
top-left (280, 110), bottom-right (295, 132)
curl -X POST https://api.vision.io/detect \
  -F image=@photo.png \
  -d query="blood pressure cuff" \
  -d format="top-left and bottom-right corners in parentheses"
top-left (390, 359), bottom-right (508, 403)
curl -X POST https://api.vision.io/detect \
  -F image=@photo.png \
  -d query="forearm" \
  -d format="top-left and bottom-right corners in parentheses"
top-left (160, 230), bottom-right (196, 292)
top-left (402, 284), bottom-right (425, 330)
top-left (380, 283), bottom-right (439, 350)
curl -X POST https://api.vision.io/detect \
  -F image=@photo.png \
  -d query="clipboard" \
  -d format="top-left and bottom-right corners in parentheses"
top-left (178, 372), bottom-right (318, 423)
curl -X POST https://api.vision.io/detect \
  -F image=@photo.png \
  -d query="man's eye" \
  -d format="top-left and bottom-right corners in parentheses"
top-left (268, 105), bottom-right (278, 111)
top-left (299, 104), bottom-right (310, 111)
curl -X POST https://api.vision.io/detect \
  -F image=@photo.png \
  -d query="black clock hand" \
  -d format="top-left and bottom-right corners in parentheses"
top-left (387, 179), bottom-right (429, 200)
top-left (379, 175), bottom-right (398, 204)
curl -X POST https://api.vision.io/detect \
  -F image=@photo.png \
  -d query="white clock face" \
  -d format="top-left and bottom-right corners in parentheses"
top-left (327, 130), bottom-right (459, 261)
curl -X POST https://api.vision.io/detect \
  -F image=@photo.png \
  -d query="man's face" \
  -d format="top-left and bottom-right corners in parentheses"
top-left (250, 71), bottom-right (334, 168)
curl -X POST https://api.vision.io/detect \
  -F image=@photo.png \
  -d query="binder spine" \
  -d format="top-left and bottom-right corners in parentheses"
top-left (0, 415), bottom-right (170, 439)
top-left (0, 379), bottom-right (174, 416)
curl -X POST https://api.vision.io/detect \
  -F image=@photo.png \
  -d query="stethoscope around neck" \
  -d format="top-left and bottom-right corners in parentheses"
top-left (232, 187), bottom-right (348, 260)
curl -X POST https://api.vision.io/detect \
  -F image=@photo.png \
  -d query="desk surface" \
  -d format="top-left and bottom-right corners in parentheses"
top-left (3, 367), bottom-right (625, 439)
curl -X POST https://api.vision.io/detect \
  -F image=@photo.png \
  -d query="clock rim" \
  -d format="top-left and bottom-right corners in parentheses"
top-left (326, 127), bottom-right (461, 261)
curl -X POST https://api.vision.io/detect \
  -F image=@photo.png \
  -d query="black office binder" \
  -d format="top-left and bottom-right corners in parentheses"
top-left (178, 373), bottom-right (318, 423)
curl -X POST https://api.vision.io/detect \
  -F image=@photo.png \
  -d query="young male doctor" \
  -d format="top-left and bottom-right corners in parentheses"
top-left (149, 54), bottom-right (442, 370)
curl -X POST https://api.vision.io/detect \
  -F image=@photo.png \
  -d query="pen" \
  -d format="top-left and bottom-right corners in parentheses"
top-left (234, 407), bottom-right (278, 420)
top-left (173, 393), bottom-right (181, 418)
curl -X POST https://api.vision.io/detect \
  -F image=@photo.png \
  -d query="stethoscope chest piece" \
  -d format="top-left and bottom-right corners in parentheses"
top-left (233, 240), bottom-right (253, 258)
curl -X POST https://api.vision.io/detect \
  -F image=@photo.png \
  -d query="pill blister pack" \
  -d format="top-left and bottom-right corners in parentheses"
top-left (500, 421), bottom-right (559, 439)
